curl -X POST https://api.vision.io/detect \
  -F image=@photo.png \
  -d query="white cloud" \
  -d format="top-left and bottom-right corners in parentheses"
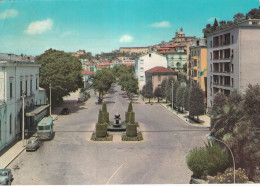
top-left (0, 9), bottom-right (19, 19)
top-left (25, 19), bottom-right (53, 35)
top-left (150, 21), bottom-right (171, 28)
top-left (207, 17), bottom-right (219, 23)
top-left (60, 31), bottom-right (72, 38)
top-left (119, 34), bottom-right (133, 43)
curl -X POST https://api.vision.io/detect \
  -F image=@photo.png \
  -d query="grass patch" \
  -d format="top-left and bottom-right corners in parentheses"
top-left (91, 133), bottom-right (113, 141)
top-left (122, 132), bottom-right (143, 141)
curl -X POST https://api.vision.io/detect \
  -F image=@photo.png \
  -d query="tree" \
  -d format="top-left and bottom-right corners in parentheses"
top-left (166, 78), bottom-right (173, 103)
top-left (219, 20), bottom-right (226, 26)
top-left (189, 83), bottom-right (205, 121)
top-left (92, 68), bottom-right (116, 103)
top-left (233, 13), bottom-right (245, 23)
top-left (160, 79), bottom-right (167, 102)
top-left (172, 80), bottom-right (179, 109)
top-left (183, 63), bottom-right (187, 73)
top-left (144, 80), bottom-right (153, 103)
top-left (176, 85), bottom-right (185, 112)
top-left (213, 18), bottom-right (219, 31)
top-left (210, 85), bottom-right (260, 180)
top-left (154, 87), bottom-right (162, 103)
top-left (36, 49), bottom-right (83, 107)
top-left (246, 8), bottom-right (260, 19)
top-left (124, 76), bottom-right (139, 100)
top-left (184, 84), bottom-right (190, 111)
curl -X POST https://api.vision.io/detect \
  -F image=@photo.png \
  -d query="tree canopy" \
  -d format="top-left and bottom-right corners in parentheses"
top-left (189, 83), bottom-right (205, 120)
top-left (36, 49), bottom-right (83, 106)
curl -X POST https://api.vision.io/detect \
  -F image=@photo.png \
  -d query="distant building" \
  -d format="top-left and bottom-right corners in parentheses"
top-left (0, 54), bottom-right (48, 151)
top-left (207, 19), bottom-right (260, 110)
top-left (69, 50), bottom-right (86, 58)
top-left (135, 52), bottom-right (167, 90)
top-left (81, 70), bottom-right (96, 88)
top-left (157, 44), bottom-right (187, 70)
top-left (119, 47), bottom-right (149, 54)
top-left (145, 66), bottom-right (177, 92)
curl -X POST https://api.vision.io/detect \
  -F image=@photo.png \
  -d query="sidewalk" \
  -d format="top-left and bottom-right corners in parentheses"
top-left (0, 140), bottom-right (25, 168)
top-left (161, 103), bottom-right (210, 128)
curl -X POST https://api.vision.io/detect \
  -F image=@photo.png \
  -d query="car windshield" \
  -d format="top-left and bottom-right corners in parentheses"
top-left (0, 172), bottom-right (7, 176)
top-left (28, 140), bottom-right (35, 144)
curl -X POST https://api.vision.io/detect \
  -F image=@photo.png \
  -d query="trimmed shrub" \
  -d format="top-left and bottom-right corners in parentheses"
top-left (128, 101), bottom-right (133, 112)
top-left (129, 112), bottom-right (135, 124)
top-left (103, 112), bottom-right (109, 123)
top-left (126, 124), bottom-right (137, 137)
top-left (125, 112), bottom-right (130, 123)
top-left (91, 133), bottom-right (113, 141)
top-left (186, 144), bottom-right (231, 178)
top-left (122, 132), bottom-right (143, 141)
top-left (208, 168), bottom-right (249, 183)
top-left (102, 102), bottom-right (107, 112)
top-left (98, 109), bottom-right (104, 124)
top-left (186, 147), bottom-right (209, 178)
top-left (96, 123), bottom-right (107, 137)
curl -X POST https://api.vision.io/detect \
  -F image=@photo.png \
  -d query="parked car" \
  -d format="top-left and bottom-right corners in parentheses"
top-left (26, 137), bottom-right (40, 151)
top-left (60, 108), bottom-right (70, 115)
top-left (0, 169), bottom-right (13, 185)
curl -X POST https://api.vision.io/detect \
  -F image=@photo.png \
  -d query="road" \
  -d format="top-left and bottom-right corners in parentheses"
top-left (9, 84), bottom-right (209, 184)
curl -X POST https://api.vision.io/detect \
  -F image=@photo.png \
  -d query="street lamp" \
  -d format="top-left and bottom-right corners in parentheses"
top-left (49, 83), bottom-right (52, 117)
top-left (171, 80), bottom-right (173, 110)
top-left (21, 91), bottom-right (26, 147)
top-left (206, 135), bottom-right (236, 184)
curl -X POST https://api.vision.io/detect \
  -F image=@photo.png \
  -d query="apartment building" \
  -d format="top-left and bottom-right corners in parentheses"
top-left (135, 52), bottom-right (167, 90)
top-left (187, 41), bottom-right (207, 101)
top-left (119, 47), bottom-right (149, 54)
top-left (0, 54), bottom-right (48, 151)
top-left (207, 19), bottom-right (260, 110)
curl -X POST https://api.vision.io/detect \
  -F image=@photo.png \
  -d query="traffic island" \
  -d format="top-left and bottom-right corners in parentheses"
top-left (122, 132), bottom-right (143, 141)
top-left (91, 133), bottom-right (113, 141)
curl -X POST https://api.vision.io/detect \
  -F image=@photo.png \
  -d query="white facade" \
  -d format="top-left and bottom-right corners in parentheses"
top-left (0, 59), bottom-right (47, 151)
top-left (135, 52), bottom-right (167, 90)
top-left (207, 19), bottom-right (260, 110)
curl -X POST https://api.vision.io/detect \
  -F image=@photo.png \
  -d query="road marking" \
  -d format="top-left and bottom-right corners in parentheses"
top-left (106, 163), bottom-right (125, 184)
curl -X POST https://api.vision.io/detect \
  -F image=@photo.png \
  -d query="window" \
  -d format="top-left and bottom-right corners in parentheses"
top-left (10, 82), bottom-right (12, 98)
top-left (30, 79), bottom-right (32, 94)
top-left (140, 76), bottom-right (144, 81)
top-left (9, 114), bottom-right (12, 134)
top-left (149, 54), bottom-right (151, 57)
top-left (0, 119), bottom-right (1, 139)
top-left (36, 78), bottom-right (38, 90)
top-left (232, 35), bottom-right (234, 44)
top-left (140, 59), bottom-right (144, 64)
top-left (20, 81), bottom-right (23, 98)
top-left (210, 52), bottom-right (212, 60)
top-left (25, 80), bottom-right (28, 96)
top-left (140, 67), bottom-right (144, 72)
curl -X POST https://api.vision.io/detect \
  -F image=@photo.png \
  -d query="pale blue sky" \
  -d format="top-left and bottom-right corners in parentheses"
top-left (0, 0), bottom-right (259, 56)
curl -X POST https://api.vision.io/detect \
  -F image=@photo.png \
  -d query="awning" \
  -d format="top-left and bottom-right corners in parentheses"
top-left (26, 104), bottom-right (49, 117)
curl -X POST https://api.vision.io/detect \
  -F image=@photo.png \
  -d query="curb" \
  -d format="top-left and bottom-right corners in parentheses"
top-left (5, 148), bottom-right (25, 168)
top-left (160, 104), bottom-right (210, 129)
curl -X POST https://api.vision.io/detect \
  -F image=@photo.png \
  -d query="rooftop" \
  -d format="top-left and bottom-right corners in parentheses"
top-left (81, 71), bottom-right (96, 75)
top-left (146, 66), bottom-right (177, 73)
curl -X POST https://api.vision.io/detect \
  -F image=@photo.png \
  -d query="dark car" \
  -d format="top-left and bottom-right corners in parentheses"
top-left (26, 137), bottom-right (41, 151)
top-left (60, 108), bottom-right (70, 115)
top-left (0, 169), bottom-right (13, 185)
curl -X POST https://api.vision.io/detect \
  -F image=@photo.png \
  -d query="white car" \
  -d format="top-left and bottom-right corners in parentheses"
top-left (0, 169), bottom-right (13, 185)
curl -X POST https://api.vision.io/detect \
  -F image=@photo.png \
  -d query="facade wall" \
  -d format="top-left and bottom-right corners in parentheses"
top-left (120, 47), bottom-right (149, 54)
top-left (207, 21), bottom-right (260, 109)
top-left (0, 62), bottom-right (47, 151)
top-left (135, 53), bottom-right (167, 90)
top-left (166, 53), bottom-right (187, 70)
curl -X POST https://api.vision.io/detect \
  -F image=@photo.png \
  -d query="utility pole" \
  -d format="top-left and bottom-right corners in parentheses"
top-left (49, 83), bottom-right (52, 117)
top-left (21, 91), bottom-right (25, 147)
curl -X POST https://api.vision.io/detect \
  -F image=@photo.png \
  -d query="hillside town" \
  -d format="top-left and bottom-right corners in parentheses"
top-left (0, 1), bottom-right (260, 185)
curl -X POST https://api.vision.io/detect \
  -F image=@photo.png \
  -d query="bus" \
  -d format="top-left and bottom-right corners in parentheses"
top-left (37, 116), bottom-right (53, 140)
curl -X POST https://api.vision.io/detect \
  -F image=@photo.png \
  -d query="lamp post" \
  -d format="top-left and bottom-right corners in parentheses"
top-left (206, 135), bottom-right (236, 184)
top-left (171, 80), bottom-right (174, 110)
top-left (21, 91), bottom-right (26, 147)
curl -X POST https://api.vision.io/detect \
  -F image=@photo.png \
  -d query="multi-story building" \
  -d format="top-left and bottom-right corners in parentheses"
top-left (145, 66), bottom-right (177, 92)
top-left (119, 47), bottom-right (149, 54)
top-left (207, 19), bottom-right (260, 110)
top-left (187, 42), bottom-right (207, 102)
top-left (135, 52), bottom-right (167, 90)
top-left (158, 44), bottom-right (187, 70)
top-left (0, 54), bottom-right (48, 151)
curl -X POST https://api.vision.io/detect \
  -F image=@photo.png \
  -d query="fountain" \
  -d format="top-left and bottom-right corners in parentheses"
top-left (107, 112), bottom-right (126, 132)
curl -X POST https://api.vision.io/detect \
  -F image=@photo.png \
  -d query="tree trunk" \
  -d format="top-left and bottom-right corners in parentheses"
top-left (149, 98), bottom-right (150, 103)
top-left (157, 97), bottom-right (159, 103)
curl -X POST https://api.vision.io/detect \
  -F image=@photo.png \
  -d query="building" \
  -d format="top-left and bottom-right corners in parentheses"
top-left (145, 66), bottom-right (177, 92)
top-left (0, 54), bottom-right (48, 151)
top-left (158, 44), bottom-right (187, 70)
top-left (187, 42), bottom-right (207, 102)
top-left (135, 52), bottom-right (167, 90)
top-left (81, 70), bottom-right (96, 88)
top-left (207, 19), bottom-right (260, 110)
top-left (119, 47), bottom-right (149, 54)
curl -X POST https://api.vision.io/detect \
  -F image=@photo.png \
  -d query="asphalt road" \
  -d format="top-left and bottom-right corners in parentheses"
top-left (9, 84), bottom-right (209, 185)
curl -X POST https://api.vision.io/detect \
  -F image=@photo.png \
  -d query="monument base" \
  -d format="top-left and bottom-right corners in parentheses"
top-left (107, 124), bottom-right (126, 132)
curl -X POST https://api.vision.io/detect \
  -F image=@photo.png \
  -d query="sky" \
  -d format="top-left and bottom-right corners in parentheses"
top-left (0, 0), bottom-right (259, 56)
